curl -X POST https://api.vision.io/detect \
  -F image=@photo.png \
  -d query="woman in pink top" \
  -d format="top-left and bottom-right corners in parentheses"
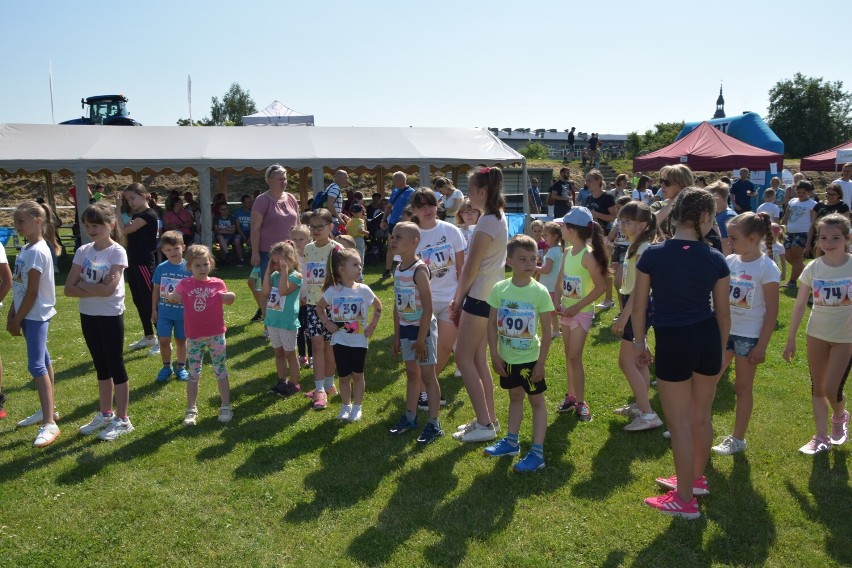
top-left (163, 197), bottom-right (195, 244)
top-left (250, 164), bottom-right (301, 276)
top-left (450, 167), bottom-right (509, 443)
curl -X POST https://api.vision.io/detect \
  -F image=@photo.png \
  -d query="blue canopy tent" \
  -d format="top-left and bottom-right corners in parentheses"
top-left (676, 112), bottom-right (784, 155)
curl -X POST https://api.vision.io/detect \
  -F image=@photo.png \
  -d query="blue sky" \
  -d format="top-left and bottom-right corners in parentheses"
top-left (0, 0), bottom-right (845, 134)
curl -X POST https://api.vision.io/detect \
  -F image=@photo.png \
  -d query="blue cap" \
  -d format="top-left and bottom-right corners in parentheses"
top-left (561, 206), bottom-right (594, 227)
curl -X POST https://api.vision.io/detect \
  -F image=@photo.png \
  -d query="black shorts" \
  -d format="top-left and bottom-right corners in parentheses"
top-left (462, 296), bottom-right (490, 318)
top-left (499, 360), bottom-right (546, 395)
top-left (653, 317), bottom-right (722, 382)
top-left (332, 344), bottom-right (367, 377)
top-left (618, 294), bottom-right (653, 343)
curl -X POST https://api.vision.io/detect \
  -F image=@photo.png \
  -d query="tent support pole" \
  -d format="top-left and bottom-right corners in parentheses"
top-left (376, 167), bottom-right (384, 196)
top-left (311, 166), bottom-right (325, 207)
top-left (419, 165), bottom-right (431, 189)
top-left (74, 169), bottom-right (90, 244)
top-left (521, 160), bottom-right (530, 233)
top-left (44, 171), bottom-right (57, 221)
top-left (198, 167), bottom-right (212, 249)
top-left (299, 168), bottom-right (309, 210)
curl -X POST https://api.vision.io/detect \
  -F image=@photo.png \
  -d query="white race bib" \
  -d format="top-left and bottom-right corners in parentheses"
top-left (82, 258), bottom-right (109, 285)
top-left (305, 262), bottom-right (326, 286)
top-left (497, 302), bottom-right (537, 351)
top-left (562, 274), bottom-right (582, 300)
top-left (420, 242), bottom-right (454, 278)
top-left (729, 277), bottom-right (755, 310)
top-left (813, 278), bottom-right (852, 307)
top-left (267, 289), bottom-right (283, 311)
top-left (395, 285), bottom-right (421, 322)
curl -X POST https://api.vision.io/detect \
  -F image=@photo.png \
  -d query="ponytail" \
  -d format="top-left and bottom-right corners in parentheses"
top-left (570, 222), bottom-right (609, 278)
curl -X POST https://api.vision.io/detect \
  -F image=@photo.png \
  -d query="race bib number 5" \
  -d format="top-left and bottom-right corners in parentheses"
top-left (395, 285), bottom-right (421, 322)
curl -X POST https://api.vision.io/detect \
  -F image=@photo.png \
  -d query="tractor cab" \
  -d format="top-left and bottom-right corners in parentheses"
top-left (60, 94), bottom-right (142, 126)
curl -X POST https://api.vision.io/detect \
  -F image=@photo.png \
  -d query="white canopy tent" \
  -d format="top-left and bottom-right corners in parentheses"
top-left (241, 100), bottom-right (314, 126)
top-left (0, 124), bottom-right (526, 246)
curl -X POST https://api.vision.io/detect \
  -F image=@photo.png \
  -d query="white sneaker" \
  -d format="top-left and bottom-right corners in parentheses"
top-left (457, 423), bottom-right (497, 443)
top-left (337, 405), bottom-right (352, 421)
top-left (612, 402), bottom-right (639, 417)
top-left (148, 344), bottom-right (161, 356)
top-left (456, 418), bottom-right (477, 432)
top-left (79, 413), bottom-right (114, 435)
top-left (183, 407), bottom-right (198, 426)
top-left (33, 423), bottom-right (60, 447)
top-left (624, 413), bottom-right (663, 432)
top-left (711, 435), bottom-right (747, 455)
top-left (596, 299), bottom-right (615, 309)
top-left (454, 368), bottom-right (462, 378)
top-left (129, 336), bottom-right (157, 350)
top-left (17, 408), bottom-right (60, 428)
top-left (348, 407), bottom-right (362, 422)
top-left (98, 418), bottom-right (134, 441)
top-left (218, 404), bottom-right (233, 423)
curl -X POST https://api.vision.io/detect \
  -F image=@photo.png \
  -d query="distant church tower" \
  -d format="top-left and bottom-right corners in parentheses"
top-left (713, 84), bottom-right (726, 119)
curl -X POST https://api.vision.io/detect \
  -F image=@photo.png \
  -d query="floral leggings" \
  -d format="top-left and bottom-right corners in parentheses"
top-left (187, 334), bottom-right (228, 382)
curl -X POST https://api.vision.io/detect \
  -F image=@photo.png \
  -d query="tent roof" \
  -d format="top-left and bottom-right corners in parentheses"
top-left (800, 139), bottom-right (852, 171)
top-left (244, 100), bottom-right (304, 118)
top-left (677, 112), bottom-right (784, 154)
top-left (0, 124), bottom-right (524, 175)
top-left (242, 100), bottom-right (314, 126)
top-left (633, 121), bottom-right (784, 172)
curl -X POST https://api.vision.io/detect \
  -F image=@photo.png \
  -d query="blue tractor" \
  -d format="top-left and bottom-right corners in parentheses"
top-left (60, 94), bottom-right (142, 125)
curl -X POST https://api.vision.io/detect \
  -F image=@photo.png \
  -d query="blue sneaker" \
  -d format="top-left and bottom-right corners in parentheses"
top-left (156, 366), bottom-right (173, 383)
top-left (389, 415), bottom-right (417, 435)
top-left (175, 367), bottom-right (189, 381)
top-left (416, 422), bottom-right (444, 444)
top-left (484, 438), bottom-right (520, 457)
top-left (513, 452), bottom-right (545, 473)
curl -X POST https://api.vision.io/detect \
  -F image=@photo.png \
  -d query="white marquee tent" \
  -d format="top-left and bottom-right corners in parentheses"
top-left (241, 100), bottom-right (314, 126)
top-left (0, 124), bottom-right (526, 246)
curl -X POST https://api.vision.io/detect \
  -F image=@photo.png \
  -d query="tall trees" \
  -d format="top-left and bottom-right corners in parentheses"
top-left (625, 122), bottom-right (685, 157)
top-left (177, 82), bottom-right (258, 126)
top-left (767, 73), bottom-right (852, 157)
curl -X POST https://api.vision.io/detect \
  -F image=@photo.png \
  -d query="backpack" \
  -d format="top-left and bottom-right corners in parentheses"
top-left (312, 187), bottom-right (329, 211)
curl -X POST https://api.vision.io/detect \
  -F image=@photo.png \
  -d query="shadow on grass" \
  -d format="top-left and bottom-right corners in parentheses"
top-left (709, 366), bottom-right (735, 414)
top-left (787, 449), bottom-right (852, 566)
top-left (571, 419), bottom-right (669, 500)
top-left (348, 434), bottom-right (574, 567)
top-left (705, 454), bottom-right (775, 565)
top-left (284, 420), bottom-right (413, 522)
top-left (630, 515), bottom-right (709, 567)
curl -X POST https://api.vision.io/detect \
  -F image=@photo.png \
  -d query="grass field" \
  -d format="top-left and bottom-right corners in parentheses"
top-left (0, 261), bottom-right (849, 567)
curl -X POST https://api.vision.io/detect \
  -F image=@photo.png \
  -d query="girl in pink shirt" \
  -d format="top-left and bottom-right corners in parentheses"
top-left (168, 245), bottom-right (236, 426)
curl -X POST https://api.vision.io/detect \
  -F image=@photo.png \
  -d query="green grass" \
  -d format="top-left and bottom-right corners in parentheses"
top-left (0, 262), bottom-right (850, 567)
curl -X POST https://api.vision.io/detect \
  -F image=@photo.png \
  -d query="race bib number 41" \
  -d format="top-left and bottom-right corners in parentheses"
top-left (813, 278), bottom-right (852, 307)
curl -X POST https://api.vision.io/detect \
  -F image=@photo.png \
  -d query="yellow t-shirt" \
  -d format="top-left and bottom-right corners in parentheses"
top-left (304, 241), bottom-right (339, 305)
top-left (346, 218), bottom-right (367, 238)
top-left (800, 255), bottom-right (852, 343)
top-left (619, 241), bottom-right (650, 296)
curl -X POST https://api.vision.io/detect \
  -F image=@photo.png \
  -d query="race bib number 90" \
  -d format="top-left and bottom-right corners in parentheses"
top-left (497, 302), bottom-right (537, 351)
top-left (813, 278), bottom-right (852, 307)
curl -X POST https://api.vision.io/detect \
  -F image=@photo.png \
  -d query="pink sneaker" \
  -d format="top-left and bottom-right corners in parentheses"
top-left (312, 390), bottom-right (328, 411)
top-left (655, 474), bottom-right (709, 496)
top-left (830, 411), bottom-right (849, 445)
top-left (644, 490), bottom-right (700, 519)
top-left (799, 435), bottom-right (831, 455)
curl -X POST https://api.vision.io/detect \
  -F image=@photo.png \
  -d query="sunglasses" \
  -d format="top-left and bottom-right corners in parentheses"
top-left (660, 179), bottom-right (674, 187)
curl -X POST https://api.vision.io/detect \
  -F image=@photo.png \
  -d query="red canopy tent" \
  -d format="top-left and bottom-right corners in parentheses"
top-left (800, 140), bottom-right (852, 171)
top-left (633, 121), bottom-right (784, 172)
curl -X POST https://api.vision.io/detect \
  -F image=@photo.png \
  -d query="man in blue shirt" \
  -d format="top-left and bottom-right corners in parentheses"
top-left (730, 168), bottom-right (755, 213)
top-left (380, 171), bottom-right (414, 279)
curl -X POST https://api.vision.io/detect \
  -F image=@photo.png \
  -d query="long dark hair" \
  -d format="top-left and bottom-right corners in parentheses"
top-left (468, 167), bottom-right (505, 219)
top-left (566, 221), bottom-right (608, 278)
top-left (618, 201), bottom-right (659, 259)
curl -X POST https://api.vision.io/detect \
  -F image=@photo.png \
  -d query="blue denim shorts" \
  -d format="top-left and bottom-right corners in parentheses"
top-left (784, 232), bottom-right (808, 249)
top-left (726, 334), bottom-right (759, 357)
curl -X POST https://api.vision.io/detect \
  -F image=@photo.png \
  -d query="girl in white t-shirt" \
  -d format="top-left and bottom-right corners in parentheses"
top-left (610, 202), bottom-right (663, 431)
top-left (537, 222), bottom-right (564, 338)
top-left (781, 181), bottom-right (817, 288)
top-left (712, 212), bottom-right (780, 456)
top-left (64, 203), bottom-right (134, 441)
top-left (9, 200), bottom-right (61, 448)
top-left (454, 199), bottom-right (481, 258)
top-left (316, 248), bottom-right (381, 422)
top-left (0, 242), bottom-right (12, 419)
top-left (451, 167), bottom-right (508, 443)
top-left (783, 214), bottom-right (852, 455)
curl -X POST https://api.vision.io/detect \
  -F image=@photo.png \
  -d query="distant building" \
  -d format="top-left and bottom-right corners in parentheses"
top-left (492, 128), bottom-right (627, 160)
top-left (713, 85), bottom-right (726, 119)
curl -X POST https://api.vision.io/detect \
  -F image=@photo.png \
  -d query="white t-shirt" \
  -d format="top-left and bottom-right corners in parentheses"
top-left (12, 240), bottom-right (56, 321)
top-left (72, 242), bottom-right (128, 316)
top-left (613, 219), bottom-right (630, 246)
top-left (469, 213), bottom-right (508, 300)
top-left (800, 255), bottom-right (852, 343)
top-left (632, 189), bottom-right (654, 205)
top-left (726, 254), bottom-right (781, 338)
top-left (785, 198), bottom-right (816, 233)
top-left (322, 283), bottom-right (377, 348)
top-left (0, 245), bottom-right (7, 266)
top-left (832, 178), bottom-right (852, 208)
top-left (441, 189), bottom-right (465, 223)
top-left (539, 246), bottom-right (563, 293)
top-left (756, 202), bottom-right (781, 221)
top-left (416, 220), bottom-right (466, 304)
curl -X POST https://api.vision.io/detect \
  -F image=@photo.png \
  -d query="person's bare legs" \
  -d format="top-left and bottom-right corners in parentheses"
top-left (456, 311), bottom-right (494, 426)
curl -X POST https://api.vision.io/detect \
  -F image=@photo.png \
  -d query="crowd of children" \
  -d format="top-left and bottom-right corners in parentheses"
top-left (2, 162), bottom-right (851, 524)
